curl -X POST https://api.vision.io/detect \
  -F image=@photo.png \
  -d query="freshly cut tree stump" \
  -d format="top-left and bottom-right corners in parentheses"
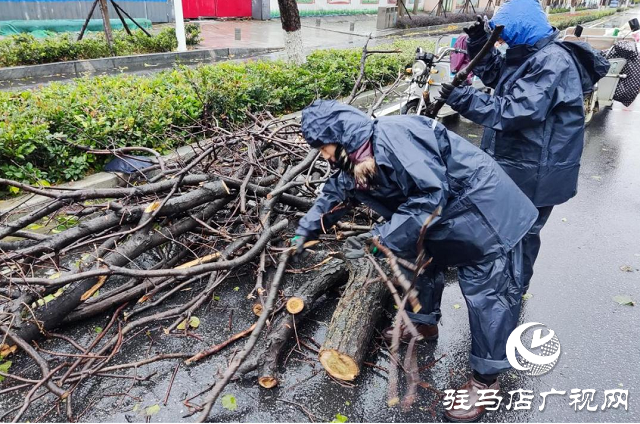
top-left (319, 259), bottom-right (386, 381)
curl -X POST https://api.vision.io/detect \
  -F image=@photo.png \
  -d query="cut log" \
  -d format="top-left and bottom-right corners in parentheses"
top-left (286, 297), bottom-right (304, 314)
top-left (252, 303), bottom-right (264, 317)
top-left (319, 258), bottom-right (386, 381)
top-left (239, 256), bottom-right (348, 388)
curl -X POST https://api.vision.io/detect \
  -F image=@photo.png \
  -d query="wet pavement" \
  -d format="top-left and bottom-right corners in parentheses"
top-left (197, 15), bottom-right (379, 52)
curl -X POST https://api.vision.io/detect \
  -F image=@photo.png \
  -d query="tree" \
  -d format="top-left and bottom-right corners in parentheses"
top-left (277, 0), bottom-right (306, 64)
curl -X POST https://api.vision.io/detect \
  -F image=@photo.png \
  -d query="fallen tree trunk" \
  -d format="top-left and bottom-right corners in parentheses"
top-left (257, 256), bottom-right (349, 388)
top-left (319, 258), bottom-right (386, 381)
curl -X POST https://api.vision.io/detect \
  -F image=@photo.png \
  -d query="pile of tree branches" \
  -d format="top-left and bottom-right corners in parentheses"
top-left (0, 44), bottom-right (439, 422)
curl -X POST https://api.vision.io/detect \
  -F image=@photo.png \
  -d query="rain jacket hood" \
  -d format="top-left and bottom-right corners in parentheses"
top-left (301, 100), bottom-right (373, 154)
top-left (490, 0), bottom-right (553, 46)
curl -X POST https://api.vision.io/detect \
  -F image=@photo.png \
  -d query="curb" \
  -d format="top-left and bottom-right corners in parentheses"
top-left (0, 47), bottom-right (282, 84)
top-left (0, 143), bottom-right (201, 214)
top-left (376, 20), bottom-right (475, 38)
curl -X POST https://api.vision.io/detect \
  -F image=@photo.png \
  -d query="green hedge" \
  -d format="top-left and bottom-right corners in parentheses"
top-left (550, 7), bottom-right (571, 14)
top-left (0, 24), bottom-right (201, 68)
top-left (0, 39), bottom-right (426, 190)
top-left (548, 9), bottom-right (616, 30)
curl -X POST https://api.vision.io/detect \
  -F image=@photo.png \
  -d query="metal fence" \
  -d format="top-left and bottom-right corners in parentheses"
top-left (0, 0), bottom-right (174, 23)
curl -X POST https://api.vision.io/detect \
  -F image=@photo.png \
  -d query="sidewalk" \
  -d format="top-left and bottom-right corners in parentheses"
top-left (197, 15), bottom-right (380, 52)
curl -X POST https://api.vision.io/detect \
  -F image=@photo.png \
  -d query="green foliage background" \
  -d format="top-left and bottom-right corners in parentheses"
top-left (0, 39), bottom-right (426, 189)
top-left (0, 24), bottom-right (201, 68)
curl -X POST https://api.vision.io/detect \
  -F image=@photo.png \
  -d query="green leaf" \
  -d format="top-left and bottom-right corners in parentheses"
top-left (233, 286), bottom-right (240, 291)
top-left (613, 295), bottom-right (635, 306)
top-left (177, 316), bottom-right (200, 330)
top-left (522, 293), bottom-right (533, 301)
top-left (332, 413), bottom-right (348, 423)
top-left (94, 326), bottom-right (103, 333)
top-left (145, 404), bottom-right (161, 417)
top-left (0, 360), bottom-right (12, 382)
top-left (453, 304), bottom-right (461, 310)
top-left (221, 394), bottom-right (237, 411)
top-left (214, 295), bottom-right (221, 301)
top-left (344, 401), bottom-right (351, 406)
top-left (189, 316), bottom-right (200, 329)
top-left (8, 186), bottom-right (20, 195)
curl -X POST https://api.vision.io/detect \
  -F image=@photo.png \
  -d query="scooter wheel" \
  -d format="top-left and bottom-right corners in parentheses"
top-left (400, 99), bottom-right (421, 115)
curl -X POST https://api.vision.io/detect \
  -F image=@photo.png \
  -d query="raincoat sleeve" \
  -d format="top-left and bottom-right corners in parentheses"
top-left (467, 34), bottom-right (504, 89)
top-left (371, 142), bottom-right (447, 256)
top-left (295, 173), bottom-right (356, 238)
top-left (445, 52), bottom-right (570, 131)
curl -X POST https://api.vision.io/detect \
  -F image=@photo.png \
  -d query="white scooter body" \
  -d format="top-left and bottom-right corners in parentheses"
top-left (400, 46), bottom-right (486, 118)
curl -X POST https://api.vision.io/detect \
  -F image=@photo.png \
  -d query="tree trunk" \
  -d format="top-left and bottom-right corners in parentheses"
top-left (98, 0), bottom-right (114, 54)
top-left (398, 0), bottom-right (406, 17)
top-left (256, 257), bottom-right (349, 388)
top-left (277, 0), bottom-right (306, 64)
top-left (412, 0), bottom-right (420, 15)
top-left (319, 259), bottom-right (387, 381)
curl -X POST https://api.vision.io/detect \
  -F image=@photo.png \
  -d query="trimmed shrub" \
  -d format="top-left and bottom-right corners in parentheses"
top-left (0, 24), bottom-right (201, 68)
top-left (0, 39), bottom-right (428, 189)
top-left (396, 12), bottom-right (493, 29)
top-left (398, 8), bottom-right (617, 30)
top-left (550, 7), bottom-right (571, 14)
top-left (548, 9), bottom-right (616, 29)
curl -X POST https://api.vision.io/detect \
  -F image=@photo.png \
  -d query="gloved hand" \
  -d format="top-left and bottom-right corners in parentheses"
top-left (438, 83), bottom-right (455, 102)
top-left (343, 232), bottom-right (378, 259)
top-left (463, 15), bottom-right (487, 40)
top-left (290, 235), bottom-right (308, 256)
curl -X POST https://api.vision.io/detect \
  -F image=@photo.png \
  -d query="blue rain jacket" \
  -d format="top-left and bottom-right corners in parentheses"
top-left (296, 100), bottom-right (538, 267)
top-left (446, 0), bottom-right (591, 207)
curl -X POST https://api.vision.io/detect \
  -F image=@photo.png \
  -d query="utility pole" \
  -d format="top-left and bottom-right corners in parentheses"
top-left (173, 0), bottom-right (188, 52)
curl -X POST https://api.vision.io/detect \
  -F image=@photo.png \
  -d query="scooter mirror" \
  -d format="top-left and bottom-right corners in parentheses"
top-left (629, 18), bottom-right (640, 33)
top-left (574, 25), bottom-right (584, 38)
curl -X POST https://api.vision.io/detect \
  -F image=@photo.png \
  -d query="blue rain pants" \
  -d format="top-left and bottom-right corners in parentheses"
top-left (406, 242), bottom-right (525, 375)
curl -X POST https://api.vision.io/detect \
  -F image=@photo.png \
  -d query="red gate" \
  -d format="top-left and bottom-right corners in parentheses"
top-left (183, 0), bottom-right (252, 19)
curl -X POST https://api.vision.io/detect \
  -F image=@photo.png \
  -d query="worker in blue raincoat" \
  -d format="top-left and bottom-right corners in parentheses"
top-left (439, 0), bottom-right (608, 293)
top-left (293, 100), bottom-right (538, 422)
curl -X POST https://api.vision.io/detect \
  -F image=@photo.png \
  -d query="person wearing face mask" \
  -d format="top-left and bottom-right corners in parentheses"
top-left (438, 0), bottom-right (607, 294)
top-left (292, 99), bottom-right (538, 421)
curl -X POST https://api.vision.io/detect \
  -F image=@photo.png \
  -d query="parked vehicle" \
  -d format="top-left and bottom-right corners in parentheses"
top-left (400, 41), bottom-right (486, 119)
top-left (564, 19), bottom-right (640, 124)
